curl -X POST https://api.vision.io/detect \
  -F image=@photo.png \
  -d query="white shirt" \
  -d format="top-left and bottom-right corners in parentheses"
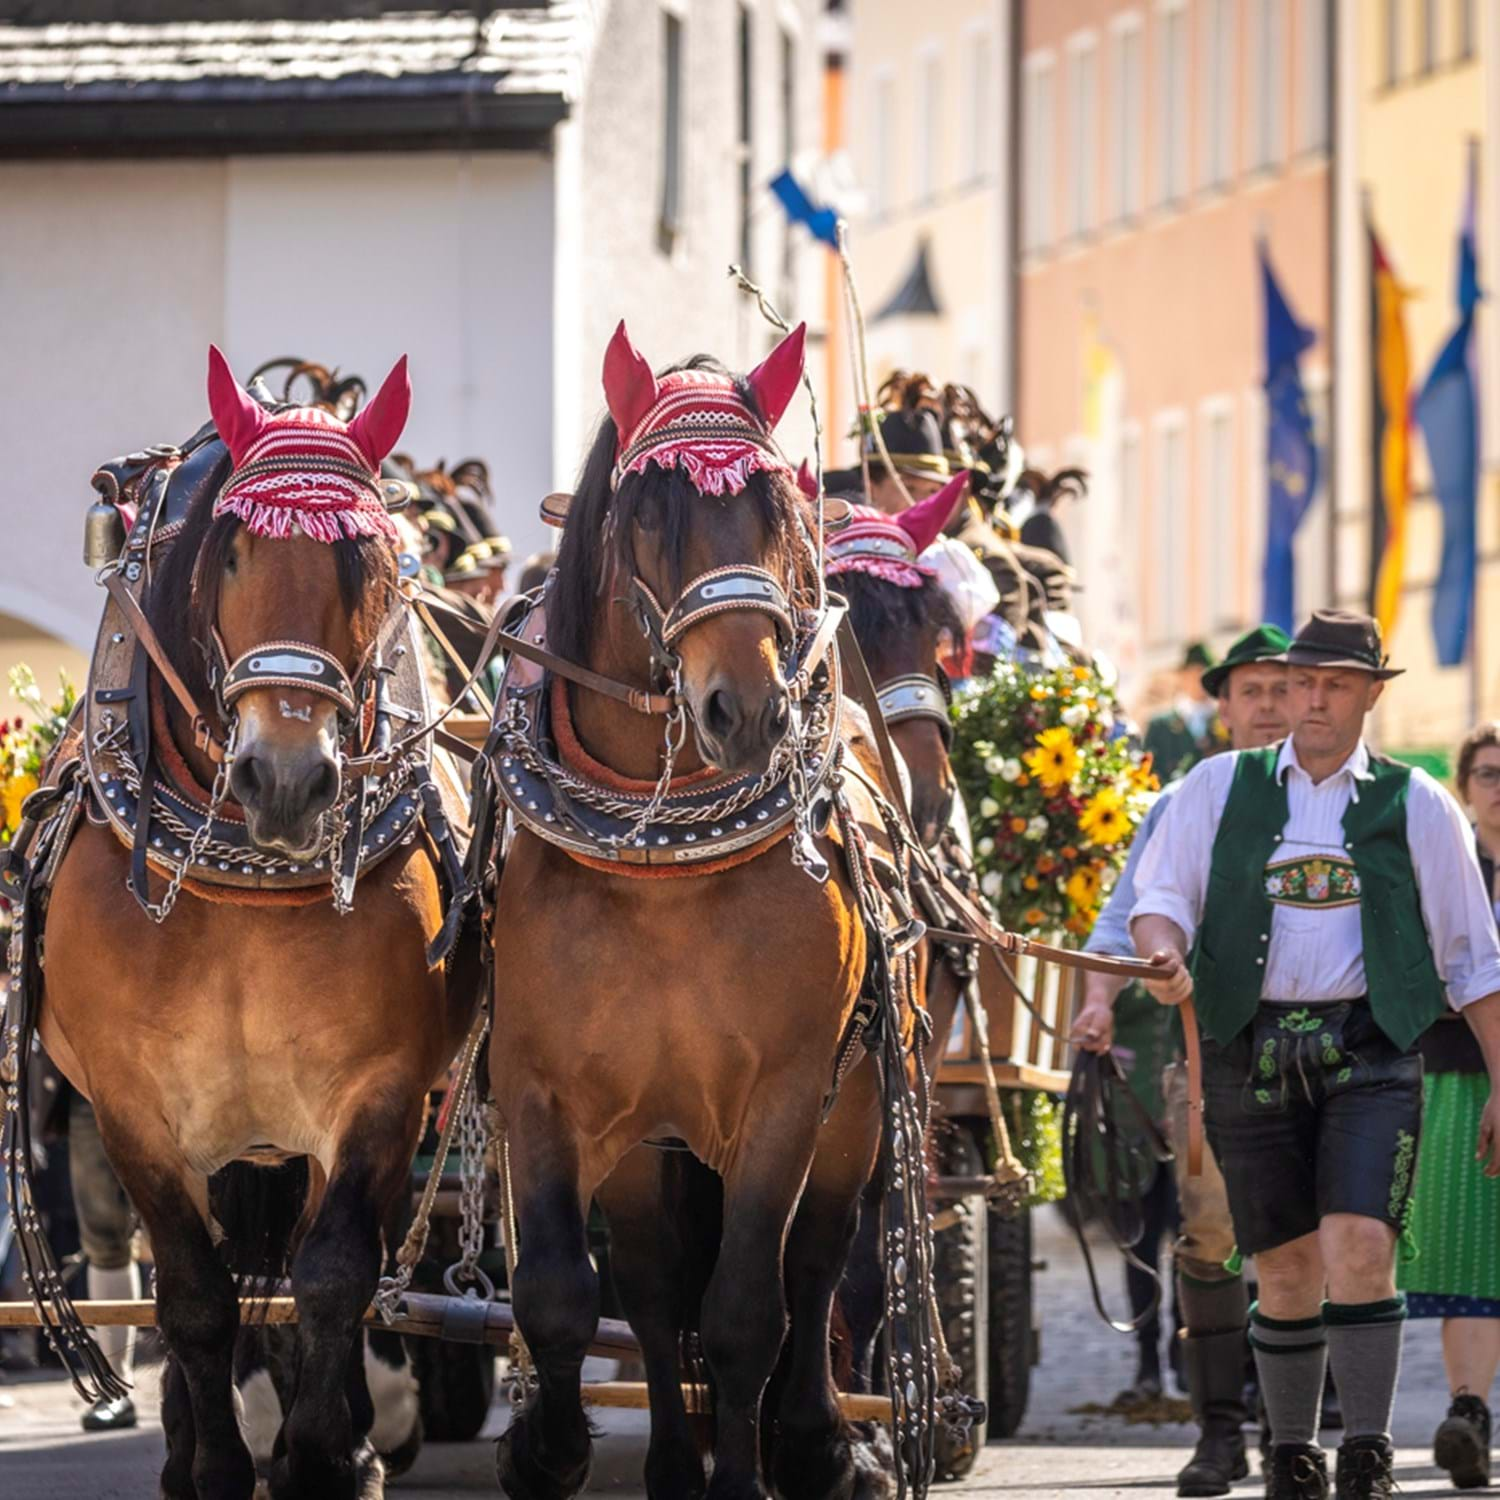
top-left (1129, 738), bottom-right (1500, 1009)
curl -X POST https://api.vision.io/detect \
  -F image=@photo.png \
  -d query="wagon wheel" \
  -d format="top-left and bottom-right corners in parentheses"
top-left (931, 1125), bottom-right (989, 1481)
top-left (985, 1191), bottom-right (1034, 1439)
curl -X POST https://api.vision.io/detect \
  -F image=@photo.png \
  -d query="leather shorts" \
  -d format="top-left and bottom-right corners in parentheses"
top-left (1201, 999), bottom-right (1423, 1257)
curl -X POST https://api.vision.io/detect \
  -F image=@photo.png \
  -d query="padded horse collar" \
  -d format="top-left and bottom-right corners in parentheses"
top-left (876, 672), bottom-right (953, 748)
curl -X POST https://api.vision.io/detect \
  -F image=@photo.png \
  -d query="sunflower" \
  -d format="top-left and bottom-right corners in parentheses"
top-left (1079, 786), bottom-right (1130, 846)
top-left (1024, 726), bottom-right (1080, 793)
top-left (1065, 865), bottom-right (1102, 909)
top-left (1, 772), bottom-right (38, 836)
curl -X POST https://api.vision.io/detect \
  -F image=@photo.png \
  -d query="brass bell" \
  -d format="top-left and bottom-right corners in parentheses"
top-left (83, 498), bottom-right (126, 568)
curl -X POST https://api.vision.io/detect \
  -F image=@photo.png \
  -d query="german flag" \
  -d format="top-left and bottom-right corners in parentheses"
top-left (1368, 219), bottom-right (1412, 638)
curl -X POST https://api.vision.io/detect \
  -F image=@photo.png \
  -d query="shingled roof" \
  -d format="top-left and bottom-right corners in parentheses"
top-left (0, 3), bottom-right (594, 156)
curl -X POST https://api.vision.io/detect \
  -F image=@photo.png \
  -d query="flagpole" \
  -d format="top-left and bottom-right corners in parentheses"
top-left (1468, 135), bottom-right (1481, 731)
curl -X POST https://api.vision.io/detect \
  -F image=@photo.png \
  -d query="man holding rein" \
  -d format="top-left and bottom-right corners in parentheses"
top-left (1130, 610), bottom-right (1500, 1500)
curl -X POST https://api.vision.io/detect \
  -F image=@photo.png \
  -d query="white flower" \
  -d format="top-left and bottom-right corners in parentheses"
top-left (1025, 815), bottom-right (1049, 840)
top-left (980, 796), bottom-right (1000, 818)
top-left (1060, 702), bottom-right (1090, 729)
top-left (977, 837), bottom-right (995, 857)
top-left (981, 871), bottom-right (1003, 898)
top-left (973, 739), bottom-right (996, 759)
top-left (999, 758), bottom-right (1024, 783)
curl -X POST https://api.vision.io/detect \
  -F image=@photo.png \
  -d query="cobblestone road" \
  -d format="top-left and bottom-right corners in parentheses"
top-left (0, 1208), bottom-right (1471, 1497)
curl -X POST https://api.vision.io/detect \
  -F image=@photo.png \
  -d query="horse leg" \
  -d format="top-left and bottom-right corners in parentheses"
top-left (841, 1183), bottom-right (886, 1394)
top-left (699, 1113), bottom-right (821, 1500)
top-left (772, 1076), bottom-right (885, 1500)
top-left (598, 1147), bottom-right (717, 1500)
top-left (495, 1105), bottom-right (599, 1500)
top-left (99, 1116), bottom-right (254, 1500)
top-left (271, 1112), bottom-right (412, 1500)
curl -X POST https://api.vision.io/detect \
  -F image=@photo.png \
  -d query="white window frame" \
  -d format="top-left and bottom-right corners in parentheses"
top-left (1199, 396), bottom-right (1239, 628)
top-left (1110, 11), bottom-right (1145, 222)
top-left (915, 42), bottom-right (942, 205)
top-left (1296, 0), bottom-right (1329, 154)
top-left (1246, 0), bottom-right (1286, 173)
top-left (1155, 0), bottom-right (1190, 208)
top-left (658, 5), bottom-right (688, 256)
top-left (870, 66), bottom-right (896, 220)
top-left (962, 20), bottom-right (996, 184)
top-left (1152, 409), bottom-right (1189, 645)
top-left (1200, 0), bottom-right (1236, 190)
top-left (1023, 51), bottom-right (1057, 254)
top-left (1066, 30), bottom-right (1100, 239)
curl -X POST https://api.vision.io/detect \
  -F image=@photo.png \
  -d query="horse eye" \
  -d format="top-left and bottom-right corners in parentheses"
top-left (224, 550), bottom-right (238, 576)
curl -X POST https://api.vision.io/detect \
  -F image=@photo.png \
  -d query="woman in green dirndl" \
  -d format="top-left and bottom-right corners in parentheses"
top-left (1400, 722), bottom-right (1500, 1489)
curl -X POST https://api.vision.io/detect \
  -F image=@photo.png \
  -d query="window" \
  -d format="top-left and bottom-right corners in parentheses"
top-left (1067, 33), bottom-right (1099, 237)
top-left (1153, 412), bottom-right (1189, 643)
top-left (1459, 0), bottom-right (1477, 59)
top-left (1120, 421), bottom-right (1144, 616)
top-left (736, 6), bottom-right (753, 272)
top-left (1246, 0), bottom-right (1285, 171)
top-left (870, 70), bottom-right (895, 217)
top-left (1383, 0), bottom-right (1400, 85)
top-left (963, 26), bottom-right (995, 183)
top-left (1110, 15), bottom-right (1144, 221)
top-left (1023, 53), bottom-right (1056, 253)
top-left (1421, 0), bottom-right (1439, 71)
top-left (659, 10), bottom-right (685, 254)
top-left (1298, 0), bottom-right (1329, 152)
top-left (1201, 400), bottom-right (1238, 626)
top-left (779, 27), bottom-right (796, 296)
top-left (1201, 0), bottom-right (1235, 188)
top-left (1155, 2), bottom-right (1189, 206)
top-left (916, 47), bottom-right (941, 203)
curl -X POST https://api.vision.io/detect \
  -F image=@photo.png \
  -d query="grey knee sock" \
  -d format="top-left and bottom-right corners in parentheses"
top-left (1249, 1303), bottom-right (1327, 1448)
top-left (1324, 1297), bottom-right (1406, 1442)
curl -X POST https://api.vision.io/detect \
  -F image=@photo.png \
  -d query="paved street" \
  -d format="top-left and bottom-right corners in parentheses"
top-left (0, 1209), bottom-right (1471, 1497)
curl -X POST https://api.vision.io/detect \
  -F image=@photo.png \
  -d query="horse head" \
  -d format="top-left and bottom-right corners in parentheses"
top-left (189, 346), bottom-right (407, 859)
top-left (554, 321), bottom-right (812, 777)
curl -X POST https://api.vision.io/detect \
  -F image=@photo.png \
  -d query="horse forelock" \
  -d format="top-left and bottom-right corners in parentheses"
top-left (549, 356), bottom-right (815, 671)
top-left (839, 570), bottom-right (961, 680)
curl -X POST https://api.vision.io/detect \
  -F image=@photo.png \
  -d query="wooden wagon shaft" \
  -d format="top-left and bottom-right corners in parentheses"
top-left (583, 1381), bottom-right (893, 1424)
top-left (0, 1293), bottom-right (642, 1361)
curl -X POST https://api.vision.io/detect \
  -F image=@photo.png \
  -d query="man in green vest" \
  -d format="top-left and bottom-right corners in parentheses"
top-left (1131, 610), bottom-right (1500, 1500)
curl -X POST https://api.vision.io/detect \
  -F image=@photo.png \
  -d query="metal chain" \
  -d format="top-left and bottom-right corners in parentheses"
top-left (140, 725), bottom-right (235, 924)
top-left (443, 1074), bottom-right (495, 1300)
top-left (496, 1125), bottom-right (537, 1404)
top-left (599, 700), bottom-right (688, 852)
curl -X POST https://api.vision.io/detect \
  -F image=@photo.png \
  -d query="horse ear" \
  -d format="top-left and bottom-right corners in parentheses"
top-left (348, 356), bottom-right (411, 467)
top-left (602, 321), bottom-right (659, 442)
top-left (795, 459), bottom-right (818, 501)
top-left (896, 470), bottom-right (970, 555)
top-left (206, 345), bottom-right (267, 461)
top-left (746, 322), bottom-right (806, 431)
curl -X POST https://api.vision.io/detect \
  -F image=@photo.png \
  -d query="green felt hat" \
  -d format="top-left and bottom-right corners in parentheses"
top-left (1182, 640), bottom-right (1216, 671)
top-left (1201, 623), bottom-right (1292, 697)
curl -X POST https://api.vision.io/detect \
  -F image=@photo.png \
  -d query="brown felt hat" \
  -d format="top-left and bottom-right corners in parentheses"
top-left (1283, 608), bottom-right (1403, 679)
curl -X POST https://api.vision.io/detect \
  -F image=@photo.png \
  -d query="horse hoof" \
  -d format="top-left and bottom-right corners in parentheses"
top-left (495, 1420), bottom-right (592, 1500)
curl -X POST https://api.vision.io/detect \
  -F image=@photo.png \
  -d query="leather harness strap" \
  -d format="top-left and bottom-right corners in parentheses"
top-left (1179, 995), bottom-right (1206, 1177)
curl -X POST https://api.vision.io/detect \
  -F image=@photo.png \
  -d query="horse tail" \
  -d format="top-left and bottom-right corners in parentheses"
top-left (208, 1157), bottom-right (312, 1312)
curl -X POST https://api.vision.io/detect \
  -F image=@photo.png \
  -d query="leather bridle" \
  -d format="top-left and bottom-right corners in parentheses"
top-left (875, 669), bottom-right (953, 749)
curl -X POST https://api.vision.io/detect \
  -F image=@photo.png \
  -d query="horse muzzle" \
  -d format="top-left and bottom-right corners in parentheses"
top-left (230, 736), bottom-right (342, 860)
top-left (689, 676), bottom-right (791, 777)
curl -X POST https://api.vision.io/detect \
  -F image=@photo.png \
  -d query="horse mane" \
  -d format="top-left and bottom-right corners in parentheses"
top-left (147, 476), bottom-right (395, 713)
top-left (836, 568), bottom-right (963, 654)
top-left (548, 354), bottom-right (814, 669)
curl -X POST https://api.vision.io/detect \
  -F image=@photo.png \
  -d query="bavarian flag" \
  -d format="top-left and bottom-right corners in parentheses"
top-left (1368, 218), bottom-right (1412, 639)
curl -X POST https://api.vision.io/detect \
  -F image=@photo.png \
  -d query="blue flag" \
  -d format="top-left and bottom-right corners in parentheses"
top-left (1260, 244), bottom-right (1320, 633)
top-left (1415, 156), bottom-right (1482, 667)
top-left (768, 169), bottom-right (840, 249)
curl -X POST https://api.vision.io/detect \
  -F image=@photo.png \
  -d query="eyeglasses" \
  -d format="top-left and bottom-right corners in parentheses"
top-left (1469, 766), bottom-right (1500, 788)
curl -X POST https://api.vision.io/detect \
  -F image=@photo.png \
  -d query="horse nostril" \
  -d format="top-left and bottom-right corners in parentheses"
top-left (305, 757), bottom-right (340, 815)
top-left (704, 688), bottom-right (739, 742)
top-left (766, 692), bottom-right (790, 739)
top-left (230, 753), bottom-right (263, 807)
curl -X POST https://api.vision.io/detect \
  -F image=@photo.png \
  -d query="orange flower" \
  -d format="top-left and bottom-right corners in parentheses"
top-left (1037, 854), bottom-right (1057, 875)
top-left (1023, 875), bottom-right (1039, 891)
top-left (1023, 907), bottom-right (1046, 927)
top-left (1061, 845), bottom-right (1078, 861)
top-left (1016, 774), bottom-right (1031, 787)
top-left (1009, 816), bottom-right (1028, 834)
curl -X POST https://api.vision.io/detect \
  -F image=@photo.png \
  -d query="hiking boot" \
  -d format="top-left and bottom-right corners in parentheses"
top-left (1178, 1329), bottom-right (1251, 1497)
top-left (81, 1395), bottom-right (136, 1433)
top-left (1333, 1435), bottom-right (1394, 1499)
top-left (1265, 1442), bottom-right (1330, 1499)
top-left (1434, 1391), bottom-right (1492, 1490)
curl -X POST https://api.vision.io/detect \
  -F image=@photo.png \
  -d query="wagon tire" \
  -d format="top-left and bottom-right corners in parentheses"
top-left (408, 1335), bottom-right (496, 1443)
top-left (985, 1194), bottom-right (1034, 1440)
top-left (931, 1125), bottom-right (989, 1482)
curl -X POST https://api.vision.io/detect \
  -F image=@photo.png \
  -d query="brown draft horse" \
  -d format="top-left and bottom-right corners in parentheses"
top-left (489, 330), bottom-right (902, 1500)
top-left (34, 355), bottom-right (478, 1500)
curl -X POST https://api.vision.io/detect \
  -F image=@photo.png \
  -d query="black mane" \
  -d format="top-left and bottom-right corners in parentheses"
top-left (837, 567), bottom-right (963, 654)
top-left (548, 354), bottom-right (813, 669)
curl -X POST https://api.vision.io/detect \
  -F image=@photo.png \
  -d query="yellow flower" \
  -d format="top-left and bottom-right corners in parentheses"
top-left (1029, 684), bottom-right (1049, 700)
top-left (1079, 787), bottom-right (1130, 846)
top-left (1024, 726), bottom-right (1080, 792)
top-left (1065, 865), bottom-right (1102, 909)
top-left (1, 772), bottom-right (38, 835)
top-left (1129, 762), bottom-right (1160, 793)
top-left (1072, 666), bottom-right (1091, 681)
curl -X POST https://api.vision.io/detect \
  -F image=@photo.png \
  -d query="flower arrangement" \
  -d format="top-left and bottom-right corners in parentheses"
top-left (952, 661), bottom-right (1157, 939)
top-left (1, 665), bottom-right (76, 847)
